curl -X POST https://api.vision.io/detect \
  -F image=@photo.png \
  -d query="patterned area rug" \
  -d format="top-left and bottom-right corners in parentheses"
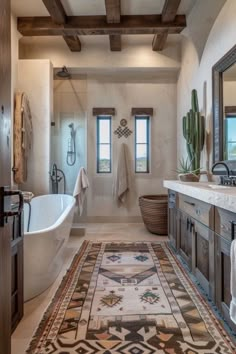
top-left (27, 241), bottom-right (236, 354)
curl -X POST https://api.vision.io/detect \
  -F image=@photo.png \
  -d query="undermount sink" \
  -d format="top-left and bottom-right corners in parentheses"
top-left (207, 184), bottom-right (230, 189)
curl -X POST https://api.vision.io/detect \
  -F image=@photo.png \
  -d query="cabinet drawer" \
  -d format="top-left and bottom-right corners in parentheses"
top-left (215, 207), bottom-right (236, 241)
top-left (179, 194), bottom-right (213, 228)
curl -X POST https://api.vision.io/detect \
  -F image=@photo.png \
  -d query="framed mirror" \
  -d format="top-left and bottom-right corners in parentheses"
top-left (212, 44), bottom-right (236, 174)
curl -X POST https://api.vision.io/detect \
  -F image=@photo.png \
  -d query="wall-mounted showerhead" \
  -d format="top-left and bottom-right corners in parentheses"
top-left (56, 66), bottom-right (71, 79)
top-left (68, 123), bottom-right (74, 129)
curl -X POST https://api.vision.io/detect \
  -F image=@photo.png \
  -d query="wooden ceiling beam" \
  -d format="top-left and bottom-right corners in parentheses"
top-left (42, 0), bottom-right (82, 52)
top-left (105, 0), bottom-right (121, 51)
top-left (18, 15), bottom-right (186, 36)
top-left (109, 34), bottom-right (121, 51)
top-left (152, 0), bottom-right (181, 51)
top-left (63, 35), bottom-right (81, 51)
top-left (42, 0), bottom-right (66, 24)
top-left (162, 0), bottom-right (181, 23)
top-left (152, 30), bottom-right (168, 51)
top-left (105, 0), bottom-right (120, 23)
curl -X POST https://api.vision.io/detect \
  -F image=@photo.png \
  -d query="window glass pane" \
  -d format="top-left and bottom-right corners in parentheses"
top-left (99, 119), bottom-right (110, 143)
top-left (136, 144), bottom-right (147, 172)
top-left (99, 144), bottom-right (110, 172)
top-left (136, 119), bottom-right (147, 143)
top-left (227, 142), bottom-right (236, 160)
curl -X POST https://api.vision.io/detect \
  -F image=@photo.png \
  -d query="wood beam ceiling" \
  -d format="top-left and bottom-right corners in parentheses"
top-left (42, 0), bottom-right (81, 51)
top-left (42, 0), bottom-right (66, 24)
top-left (152, 0), bottom-right (182, 52)
top-left (162, 0), bottom-right (182, 22)
top-left (105, 0), bottom-right (121, 51)
top-left (17, 15), bottom-right (186, 36)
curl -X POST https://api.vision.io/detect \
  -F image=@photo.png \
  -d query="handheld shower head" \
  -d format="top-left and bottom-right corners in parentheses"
top-left (68, 123), bottom-right (74, 129)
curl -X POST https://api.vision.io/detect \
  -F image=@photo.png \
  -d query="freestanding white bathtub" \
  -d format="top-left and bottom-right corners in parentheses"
top-left (23, 194), bottom-right (76, 301)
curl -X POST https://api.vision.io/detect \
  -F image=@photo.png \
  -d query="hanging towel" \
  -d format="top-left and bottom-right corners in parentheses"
top-left (14, 92), bottom-right (33, 184)
top-left (230, 239), bottom-right (236, 324)
top-left (114, 143), bottom-right (131, 206)
top-left (73, 167), bottom-right (89, 215)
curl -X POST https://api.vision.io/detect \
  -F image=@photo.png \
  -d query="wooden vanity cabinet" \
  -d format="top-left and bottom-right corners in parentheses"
top-left (167, 189), bottom-right (236, 331)
top-left (215, 233), bottom-right (236, 331)
top-left (168, 190), bottom-right (179, 251)
top-left (179, 211), bottom-right (193, 270)
top-left (168, 192), bottom-right (215, 298)
top-left (193, 221), bottom-right (215, 298)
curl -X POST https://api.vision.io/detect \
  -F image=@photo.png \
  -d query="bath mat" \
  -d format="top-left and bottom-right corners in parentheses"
top-left (27, 241), bottom-right (236, 353)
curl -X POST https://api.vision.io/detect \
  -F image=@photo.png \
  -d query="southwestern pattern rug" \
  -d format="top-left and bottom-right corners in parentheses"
top-left (27, 241), bottom-right (236, 354)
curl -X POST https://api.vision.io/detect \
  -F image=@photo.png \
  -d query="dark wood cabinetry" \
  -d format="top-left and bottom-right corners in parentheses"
top-left (11, 214), bottom-right (24, 332)
top-left (179, 211), bottom-right (193, 270)
top-left (193, 221), bottom-right (214, 298)
top-left (168, 191), bottom-right (178, 250)
top-left (167, 189), bottom-right (235, 331)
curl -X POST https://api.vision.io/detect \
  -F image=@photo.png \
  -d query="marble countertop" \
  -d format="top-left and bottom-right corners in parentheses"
top-left (163, 180), bottom-right (236, 213)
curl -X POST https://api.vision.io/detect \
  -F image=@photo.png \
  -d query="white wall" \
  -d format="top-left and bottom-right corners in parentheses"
top-left (84, 78), bottom-right (177, 222)
top-left (177, 0), bottom-right (236, 170)
top-left (19, 36), bottom-right (181, 72)
top-left (17, 60), bottom-right (53, 195)
top-left (11, 14), bottom-right (21, 187)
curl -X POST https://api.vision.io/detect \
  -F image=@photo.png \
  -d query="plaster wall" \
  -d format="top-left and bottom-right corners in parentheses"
top-left (19, 36), bottom-right (181, 72)
top-left (83, 79), bottom-right (177, 222)
top-left (17, 60), bottom-right (53, 195)
top-left (11, 14), bottom-right (21, 187)
top-left (177, 0), bottom-right (236, 170)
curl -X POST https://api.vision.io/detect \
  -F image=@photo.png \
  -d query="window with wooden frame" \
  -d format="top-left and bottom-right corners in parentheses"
top-left (135, 116), bottom-right (150, 173)
top-left (97, 116), bottom-right (112, 173)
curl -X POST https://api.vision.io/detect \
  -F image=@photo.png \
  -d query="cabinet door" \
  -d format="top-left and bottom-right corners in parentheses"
top-left (11, 214), bottom-right (24, 332)
top-left (215, 234), bottom-right (236, 332)
top-left (179, 212), bottom-right (193, 269)
top-left (168, 206), bottom-right (177, 249)
top-left (193, 221), bottom-right (215, 299)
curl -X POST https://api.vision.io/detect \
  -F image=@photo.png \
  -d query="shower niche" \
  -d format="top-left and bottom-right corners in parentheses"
top-left (51, 79), bottom-right (87, 195)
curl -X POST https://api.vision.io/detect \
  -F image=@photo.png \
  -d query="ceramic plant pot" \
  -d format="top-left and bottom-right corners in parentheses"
top-left (178, 173), bottom-right (200, 182)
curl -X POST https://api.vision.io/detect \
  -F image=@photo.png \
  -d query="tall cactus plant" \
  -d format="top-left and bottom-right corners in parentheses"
top-left (182, 89), bottom-right (205, 173)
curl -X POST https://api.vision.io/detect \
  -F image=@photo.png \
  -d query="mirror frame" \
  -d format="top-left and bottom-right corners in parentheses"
top-left (212, 44), bottom-right (236, 163)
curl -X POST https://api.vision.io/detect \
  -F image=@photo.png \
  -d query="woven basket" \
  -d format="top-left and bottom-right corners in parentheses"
top-left (139, 195), bottom-right (168, 235)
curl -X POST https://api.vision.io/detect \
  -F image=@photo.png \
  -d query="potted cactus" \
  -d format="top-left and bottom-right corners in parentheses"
top-left (181, 89), bottom-right (205, 181)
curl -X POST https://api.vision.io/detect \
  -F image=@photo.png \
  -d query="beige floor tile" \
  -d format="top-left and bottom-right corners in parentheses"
top-left (11, 223), bottom-right (167, 354)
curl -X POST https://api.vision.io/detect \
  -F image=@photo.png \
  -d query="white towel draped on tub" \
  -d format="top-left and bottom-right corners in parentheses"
top-left (230, 239), bottom-right (236, 324)
top-left (73, 167), bottom-right (89, 215)
top-left (114, 143), bottom-right (131, 206)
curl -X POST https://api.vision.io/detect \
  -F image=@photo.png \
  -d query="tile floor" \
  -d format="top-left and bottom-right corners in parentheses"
top-left (11, 223), bottom-right (167, 354)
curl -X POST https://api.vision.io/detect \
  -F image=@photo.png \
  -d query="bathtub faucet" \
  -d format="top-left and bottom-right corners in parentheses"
top-left (50, 163), bottom-right (66, 194)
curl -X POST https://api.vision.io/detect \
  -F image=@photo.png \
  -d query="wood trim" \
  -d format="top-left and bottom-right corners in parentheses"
top-left (109, 34), bottom-right (121, 51)
top-left (225, 105), bottom-right (236, 115)
top-left (42, 0), bottom-right (66, 24)
top-left (105, 0), bottom-right (121, 51)
top-left (212, 44), bottom-right (236, 163)
top-left (63, 35), bottom-right (81, 51)
top-left (93, 107), bottom-right (115, 116)
top-left (162, 0), bottom-right (181, 22)
top-left (105, 0), bottom-right (120, 23)
top-left (17, 15), bottom-right (186, 36)
top-left (152, 30), bottom-right (168, 51)
top-left (132, 108), bottom-right (153, 116)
